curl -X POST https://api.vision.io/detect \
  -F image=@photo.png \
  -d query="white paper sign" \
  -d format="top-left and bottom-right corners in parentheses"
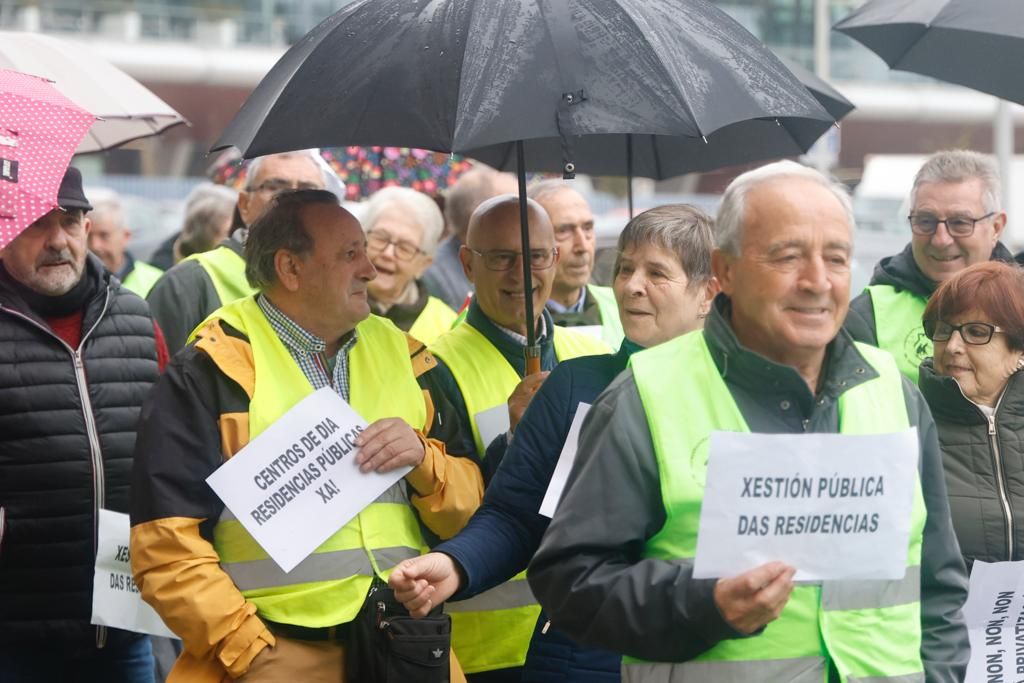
top-left (693, 428), bottom-right (919, 581)
top-left (539, 403), bottom-right (591, 518)
top-left (206, 387), bottom-right (411, 573)
top-left (91, 509), bottom-right (178, 639)
top-left (964, 560), bottom-right (1024, 683)
top-left (474, 403), bottom-right (510, 450)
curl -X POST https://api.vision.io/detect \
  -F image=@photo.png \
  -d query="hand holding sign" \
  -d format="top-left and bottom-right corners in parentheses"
top-left (355, 418), bottom-right (426, 473)
top-left (713, 561), bottom-right (796, 634)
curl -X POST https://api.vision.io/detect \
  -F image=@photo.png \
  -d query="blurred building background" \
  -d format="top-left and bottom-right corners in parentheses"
top-left (1, 0), bottom-right (1019, 261)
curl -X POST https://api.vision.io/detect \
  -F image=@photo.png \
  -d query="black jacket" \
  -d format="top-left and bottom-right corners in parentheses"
top-left (919, 360), bottom-right (1024, 569)
top-left (0, 257), bottom-right (159, 646)
top-left (845, 242), bottom-right (1014, 345)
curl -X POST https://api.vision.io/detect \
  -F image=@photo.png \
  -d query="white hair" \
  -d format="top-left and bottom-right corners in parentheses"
top-left (715, 160), bottom-right (855, 255)
top-left (911, 149), bottom-right (1001, 212)
top-left (245, 149), bottom-right (345, 200)
top-left (85, 188), bottom-right (125, 230)
top-left (362, 186), bottom-right (445, 255)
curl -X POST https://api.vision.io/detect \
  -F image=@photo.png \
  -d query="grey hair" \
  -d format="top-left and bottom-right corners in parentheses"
top-left (85, 189), bottom-right (124, 228)
top-left (715, 160), bottom-right (855, 256)
top-left (244, 189), bottom-right (338, 290)
top-left (362, 186), bottom-right (444, 255)
top-left (615, 204), bottom-right (714, 286)
top-left (245, 150), bottom-right (333, 192)
top-left (911, 149), bottom-right (1001, 212)
top-left (185, 182), bottom-right (238, 211)
top-left (444, 166), bottom-right (503, 240)
top-left (527, 179), bottom-right (578, 205)
top-left (176, 194), bottom-right (238, 260)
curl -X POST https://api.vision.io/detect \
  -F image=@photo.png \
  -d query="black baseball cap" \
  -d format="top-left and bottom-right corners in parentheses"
top-left (57, 166), bottom-right (92, 212)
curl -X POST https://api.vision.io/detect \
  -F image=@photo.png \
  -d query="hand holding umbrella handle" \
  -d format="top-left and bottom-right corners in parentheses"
top-left (525, 346), bottom-right (542, 376)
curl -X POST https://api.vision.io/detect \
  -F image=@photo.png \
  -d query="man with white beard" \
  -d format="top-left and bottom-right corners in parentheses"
top-left (0, 167), bottom-right (169, 681)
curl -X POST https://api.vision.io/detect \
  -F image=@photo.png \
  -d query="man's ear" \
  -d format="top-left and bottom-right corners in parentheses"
top-left (458, 244), bottom-right (474, 283)
top-left (711, 249), bottom-right (736, 297)
top-left (82, 216), bottom-right (92, 236)
top-left (237, 192), bottom-right (253, 227)
top-left (993, 211), bottom-right (1008, 242)
top-left (274, 250), bottom-right (303, 292)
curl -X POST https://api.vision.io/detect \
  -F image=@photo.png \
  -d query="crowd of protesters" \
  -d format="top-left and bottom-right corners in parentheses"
top-left (3, 147), bottom-right (1024, 683)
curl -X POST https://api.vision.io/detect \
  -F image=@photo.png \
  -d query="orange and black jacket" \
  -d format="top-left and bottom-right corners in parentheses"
top-left (129, 318), bottom-right (483, 682)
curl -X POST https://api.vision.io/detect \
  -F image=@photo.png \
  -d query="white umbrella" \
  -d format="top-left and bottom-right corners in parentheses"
top-left (0, 31), bottom-right (188, 153)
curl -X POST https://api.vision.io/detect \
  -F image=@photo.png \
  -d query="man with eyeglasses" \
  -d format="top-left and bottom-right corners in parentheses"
top-left (528, 180), bottom-right (624, 350)
top-left (363, 187), bottom-right (457, 344)
top-left (427, 195), bottom-right (609, 682)
top-left (845, 149), bottom-right (1015, 383)
top-left (147, 151), bottom-right (332, 353)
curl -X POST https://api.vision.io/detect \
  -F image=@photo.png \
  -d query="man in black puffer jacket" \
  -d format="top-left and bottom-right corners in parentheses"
top-left (0, 168), bottom-right (168, 682)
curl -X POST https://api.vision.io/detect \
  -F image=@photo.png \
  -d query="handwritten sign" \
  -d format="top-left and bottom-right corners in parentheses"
top-left (207, 387), bottom-right (411, 572)
top-left (693, 429), bottom-right (919, 581)
top-left (539, 403), bottom-right (591, 518)
top-left (964, 560), bottom-right (1024, 683)
top-left (91, 509), bottom-right (178, 639)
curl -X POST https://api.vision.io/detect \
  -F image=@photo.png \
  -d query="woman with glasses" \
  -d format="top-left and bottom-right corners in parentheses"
top-left (390, 205), bottom-right (718, 683)
top-left (919, 261), bottom-right (1024, 568)
top-left (362, 186), bottom-right (457, 343)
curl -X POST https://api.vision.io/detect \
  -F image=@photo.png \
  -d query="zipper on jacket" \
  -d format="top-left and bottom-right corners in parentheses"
top-left (987, 412), bottom-right (1015, 560)
top-left (0, 288), bottom-right (113, 647)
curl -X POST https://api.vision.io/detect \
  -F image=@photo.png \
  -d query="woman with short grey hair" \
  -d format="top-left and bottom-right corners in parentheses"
top-left (362, 186), bottom-right (456, 343)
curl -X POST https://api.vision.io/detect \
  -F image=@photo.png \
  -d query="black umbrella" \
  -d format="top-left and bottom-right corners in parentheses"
top-left (214, 0), bottom-right (835, 369)
top-left (835, 0), bottom-right (1024, 105)
top-left (466, 55), bottom-right (854, 216)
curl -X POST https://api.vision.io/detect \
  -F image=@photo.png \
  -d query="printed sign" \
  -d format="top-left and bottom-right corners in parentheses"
top-left (693, 428), bottom-right (919, 581)
top-left (207, 387), bottom-right (411, 572)
top-left (539, 403), bottom-right (591, 518)
top-left (91, 509), bottom-right (178, 639)
top-left (964, 560), bottom-right (1024, 683)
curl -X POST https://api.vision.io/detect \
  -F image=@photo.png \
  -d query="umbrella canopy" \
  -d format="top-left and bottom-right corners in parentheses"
top-left (0, 31), bottom-right (188, 152)
top-left (0, 69), bottom-right (94, 249)
top-left (835, 0), bottom-right (1024, 105)
top-left (213, 0), bottom-right (835, 360)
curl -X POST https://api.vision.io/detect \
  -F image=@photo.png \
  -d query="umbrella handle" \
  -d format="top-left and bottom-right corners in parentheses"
top-left (525, 346), bottom-right (542, 376)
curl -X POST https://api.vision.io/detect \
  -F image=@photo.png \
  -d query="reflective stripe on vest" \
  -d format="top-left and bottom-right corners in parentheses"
top-left (186, 245), bottom-right (256, 309)
top-left (209, 296), bottom-right (428, 627)
top-left (408, 295), bottom-right (458, 345)
top-left (121, 261), bottom-right (164, 298)
top-left (588, 284), bottom-right (624, 350)
top-left (627, 331), bottom-right (926, 683)
top-left (428, 320), bottom-right (607, 673)
top-left (866, 284), bottom-right (930, 384)
top-left (430, 321), bottom-right (611, 456)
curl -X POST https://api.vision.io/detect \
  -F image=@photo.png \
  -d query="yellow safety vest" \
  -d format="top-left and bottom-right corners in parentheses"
top-left (588, 284), bottom-right (624, 350)
top-left (627, 331), bottom-right (926, 683)
top-left (121, 260), bottom-right (163, 298)
top-left (866, 284), bottom-right (930, 384)
top-left (408, 295), bottom-right (458, 345)
top-left (208, 295), bottom-right (428, 627)
top-left (186, 245), bottom-right (256, 309)
top-left (428, 320), bottom-right (609, 673)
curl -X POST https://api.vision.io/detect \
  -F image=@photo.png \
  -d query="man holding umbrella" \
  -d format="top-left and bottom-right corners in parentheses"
top-left (428, 195), bottom-right (608, 682)
top-left (529, 180), bottom-right (623, 349)
top-left (844, 149), bottom-right (1015, 383)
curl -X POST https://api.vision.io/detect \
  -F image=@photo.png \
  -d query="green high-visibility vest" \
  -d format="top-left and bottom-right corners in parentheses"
top-left (627, 331), bottom-right (926, 683)
top-left (407, 295), bottom-right (458, 345)
top-left (867, 284), bottom-right (930, 384)
top-left (186, 245), bottom-right (256, 309)
top-left (120, 260), bottom-right (163, 298)
top-left (588, 284), bottom-right (624, 350)
top-left (429, 320), bottom-right (610, 674)
top-left (209, 296), bottom-right (428, 627)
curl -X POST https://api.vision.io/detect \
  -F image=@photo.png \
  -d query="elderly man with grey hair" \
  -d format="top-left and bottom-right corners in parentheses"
top-left (845, 149), bottom-right (1014, 383)
top-left (363, 186), bottom-right (456, 344)
top-left (148, 150), bottom-right (333, 353)
top-left (529, 160), bottom-right (968, 683)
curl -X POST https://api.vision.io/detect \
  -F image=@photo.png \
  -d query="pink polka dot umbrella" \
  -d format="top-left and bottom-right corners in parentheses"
top-left (0, 69), bottom-right (94, 250)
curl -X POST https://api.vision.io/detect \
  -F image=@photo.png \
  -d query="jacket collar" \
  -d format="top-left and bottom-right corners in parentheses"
top-left (704, 295), bottom-right (879, 407)
top-left (465, 298), bottom-right (555, 359)
top-left (919, 358), bottom-right (1024, 425)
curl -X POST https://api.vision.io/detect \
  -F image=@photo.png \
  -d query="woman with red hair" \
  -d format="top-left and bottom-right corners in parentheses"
top-left (920, 261), bottom-right (1024, 568)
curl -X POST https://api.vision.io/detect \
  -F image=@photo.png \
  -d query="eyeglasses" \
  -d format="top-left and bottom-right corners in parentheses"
top-left (923, 319), bottom-right (1007, 345)
top-left (907, 212), bottom-right (995, 237)
top-left (247, 178), bottom-right (323, 196)
top-left (467, 247), bottom-right (558, 271)
top-left (366, 231), bottom-right (425, 261)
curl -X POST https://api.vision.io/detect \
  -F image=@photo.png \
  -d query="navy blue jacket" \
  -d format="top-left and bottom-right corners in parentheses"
top-left (438, 341), bottom-right (641, 682)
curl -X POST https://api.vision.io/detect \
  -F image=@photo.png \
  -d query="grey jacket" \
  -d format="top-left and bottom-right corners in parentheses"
top-left (529, 296), bottom-right (969, 682)
top-left (919, 359), bottom-right (1024, 569)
